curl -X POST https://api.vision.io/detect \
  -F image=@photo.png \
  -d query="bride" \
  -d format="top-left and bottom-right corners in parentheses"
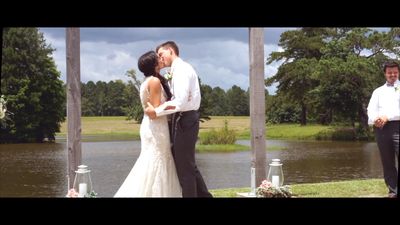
top-left (114, 51), bottom-right (182, 197)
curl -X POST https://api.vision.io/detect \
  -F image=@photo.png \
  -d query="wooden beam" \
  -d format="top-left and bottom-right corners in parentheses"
top-left (66, 28), bottom-right (82, 188)
top-left (249, 28), bottom-right (266, 190)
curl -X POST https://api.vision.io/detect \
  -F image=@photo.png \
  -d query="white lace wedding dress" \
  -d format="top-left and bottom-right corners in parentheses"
top-left (114, 77), bottom-right (182, 197)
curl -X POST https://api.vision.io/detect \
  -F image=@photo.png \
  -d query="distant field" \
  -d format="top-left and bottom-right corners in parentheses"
top-left (57, 116), bottom-right (141, 139)
top-left (57, 116), bottom-right (249, 136)
top-left (200, 116), bottom-right (250, 133)
top-left (57, 116), bottom-right (336, 141)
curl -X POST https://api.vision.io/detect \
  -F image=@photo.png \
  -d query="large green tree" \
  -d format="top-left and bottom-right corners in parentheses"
top-left (1, 28), bottom-right (65, 143)
top-left (266, 28), bottom-right (329, 125)
top-left (266, 27), bottom-right (400, 132)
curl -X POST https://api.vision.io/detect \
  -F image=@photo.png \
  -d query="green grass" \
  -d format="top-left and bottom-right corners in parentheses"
top-left (210, 179), bottom-right (388, 197)
top-left (56, 133), bottom-right (140, 142)
top-left (267, 146), bottom-right (288, 151)
top-left (195, 144), bottom-right (249, 152)
top-left (237, 124), bottom-right (335, 140)
top-left (56, 116), bottom-right (356, 141)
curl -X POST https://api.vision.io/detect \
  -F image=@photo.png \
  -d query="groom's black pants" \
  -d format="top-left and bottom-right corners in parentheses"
top-left (170, 110), bottom-right (213, 197)
top-left (374, 121), bottom-right (399, 196)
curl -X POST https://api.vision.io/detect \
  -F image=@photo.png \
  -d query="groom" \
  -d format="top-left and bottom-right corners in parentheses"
top-left (145, 41), bottom-right (212, 198)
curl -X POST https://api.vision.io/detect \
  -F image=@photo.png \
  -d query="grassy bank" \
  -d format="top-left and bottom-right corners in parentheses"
top-left (196, 144), bottom-right (249, 152)
top-left (210, 179), bottom-right (387, 197)
top-left (237, 124), bottom-right (335, 140)
top-left (195, 144), bottom-right (287, 153)
top-left (56, 116), bottom-right (363, 142)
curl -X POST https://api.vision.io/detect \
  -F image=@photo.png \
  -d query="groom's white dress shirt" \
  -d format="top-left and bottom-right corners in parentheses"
top-left (367, 79), bottom-right (400, 125)
top-left (155, 57), bottom-right (201, 117)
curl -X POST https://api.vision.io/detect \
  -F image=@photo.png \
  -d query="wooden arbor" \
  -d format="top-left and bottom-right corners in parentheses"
top-left (65, 27), bottom-right (266, 191)
top-left (249, 28), bottom-right (266, 191)
top-left (66, 28), bottom-right (81, 188)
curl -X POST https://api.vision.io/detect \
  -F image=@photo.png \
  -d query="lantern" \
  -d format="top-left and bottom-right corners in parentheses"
top-left (73, 165), bottom-right (93, 197)
top-left (267, 159), bottom-right (284, 187)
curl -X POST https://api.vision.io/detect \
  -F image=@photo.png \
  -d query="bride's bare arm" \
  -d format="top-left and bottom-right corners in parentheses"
top-left (146, 77), bottom-right (161, 119)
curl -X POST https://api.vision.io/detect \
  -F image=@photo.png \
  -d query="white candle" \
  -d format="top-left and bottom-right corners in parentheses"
top-left (79, 183), bottom-right (87, 197)
top-left (250, 167), bottom-right (256, 195)
top-left (272, 176), bottom-right (280, 187)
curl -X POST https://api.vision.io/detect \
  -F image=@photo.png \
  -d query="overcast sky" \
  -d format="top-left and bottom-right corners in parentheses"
top-left (39, 27), bottom-right (389, 94)
top-left (39, 28), bottom-right (297, 94)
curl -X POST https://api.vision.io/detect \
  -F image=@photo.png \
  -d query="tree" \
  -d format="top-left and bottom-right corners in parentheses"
top-left (105, 80), bottom-right (126, 116)
top-left (267, 27), bottom-right (400, 131)
top-left (265, 94), bottom-right (301, 124)
top-left (209, 87), bottom-right (228, 115)
top-left (124, 69), bottom-right (143, 123)
top-left (1, 28), bottom-right (65, 143)
top-left (199, 79), bottom-right (211, 122)
top-left (81, 81), bottom-right (97, 116)
top-left (94, 81), bottom-right (107, 116)
top-left (266, 28), bottom-right (329, 125)
top-left (226, 85), bottom-right (249, 116)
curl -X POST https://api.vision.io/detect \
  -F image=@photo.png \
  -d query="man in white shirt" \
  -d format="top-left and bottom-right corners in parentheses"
top-left (367, 60), bottom-right (399, 198)
top-left (145, 41), bottom-right (212, 197)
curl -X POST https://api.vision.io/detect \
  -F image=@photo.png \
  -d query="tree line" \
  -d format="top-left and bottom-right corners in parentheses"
top-left (78, 75), bottom-right (250, 119)
top-left (2, 27), bottom-right (399, 143)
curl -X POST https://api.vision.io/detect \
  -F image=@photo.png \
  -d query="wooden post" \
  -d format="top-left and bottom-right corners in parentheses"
top-left (66, 28), bottom-right (82, 189)
top-left (249, 28), bottom-right (266, 190)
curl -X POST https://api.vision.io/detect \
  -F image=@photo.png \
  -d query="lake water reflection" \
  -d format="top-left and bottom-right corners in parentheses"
top-left (0, 139), bottom-right (383, 197)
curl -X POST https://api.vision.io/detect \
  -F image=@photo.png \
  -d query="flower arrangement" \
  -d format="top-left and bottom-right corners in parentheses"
top-left (256, 180), bottom-right (292, 198)
top-left (66, 188), bottom-right (79, 197)
top-left (164, 71), bottom-right (173, 81)
top-left (66, 188), bottom-right (98, 198)
top-left (65, 175), bottom-right (97, 198)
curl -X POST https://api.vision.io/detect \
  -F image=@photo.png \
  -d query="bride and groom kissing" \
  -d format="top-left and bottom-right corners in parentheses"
top-left (114, 41), bottom-right (213, 198)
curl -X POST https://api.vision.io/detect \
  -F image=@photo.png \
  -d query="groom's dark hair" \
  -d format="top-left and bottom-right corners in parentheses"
top-left (156, 41), bottom-right (179, 56)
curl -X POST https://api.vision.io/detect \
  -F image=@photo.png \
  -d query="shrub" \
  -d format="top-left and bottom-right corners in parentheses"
top-left (200, 120), bottom-right (237, 145)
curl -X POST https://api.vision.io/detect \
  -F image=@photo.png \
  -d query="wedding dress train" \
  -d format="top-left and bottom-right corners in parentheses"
top-left (114, 77), bottom-right (182, 197)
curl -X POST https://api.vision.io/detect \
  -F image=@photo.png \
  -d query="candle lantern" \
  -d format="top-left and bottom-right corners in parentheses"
top-left (267, 159), bottom-right (284, 187)
top-left (73, 165), bottom-right (93, 197)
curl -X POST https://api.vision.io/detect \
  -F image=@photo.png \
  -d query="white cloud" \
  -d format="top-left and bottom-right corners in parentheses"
top-left (42, 28), bottom-right (286, 94)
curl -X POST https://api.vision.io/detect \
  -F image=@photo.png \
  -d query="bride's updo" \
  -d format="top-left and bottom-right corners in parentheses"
top-left (138, 51), bottom-right (158, 77)
top-left (137, 50), bottom-right (172, 100)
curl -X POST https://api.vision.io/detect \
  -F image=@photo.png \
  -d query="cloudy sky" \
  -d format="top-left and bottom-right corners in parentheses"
top-left (39, 28), bottom-right (297, 94)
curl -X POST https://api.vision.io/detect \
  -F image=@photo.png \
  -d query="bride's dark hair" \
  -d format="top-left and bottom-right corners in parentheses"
top-left (138, 51), bottom-right (172, 100)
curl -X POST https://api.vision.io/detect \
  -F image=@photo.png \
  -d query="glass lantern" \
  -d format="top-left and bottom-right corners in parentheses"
top-left (267, 159), bottom-right (284, 187)
top-left (73, 165), bottom-right (93, 197)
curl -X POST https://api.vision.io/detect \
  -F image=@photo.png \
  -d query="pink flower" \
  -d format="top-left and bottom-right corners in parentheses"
top-left (66, 188), bottom-right (79, 197)
top-left (261, 180), bottom-right (273, 188)
top-left (256, 179), bottom-right (292, 198)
